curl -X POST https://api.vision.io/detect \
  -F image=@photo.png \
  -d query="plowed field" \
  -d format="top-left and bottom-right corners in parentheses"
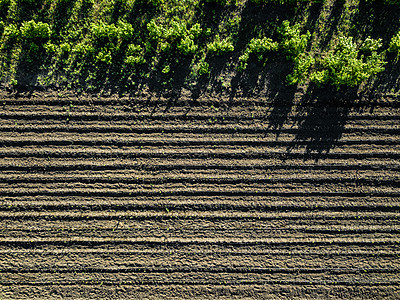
top-left (0, 92), bottom-right (399, 299)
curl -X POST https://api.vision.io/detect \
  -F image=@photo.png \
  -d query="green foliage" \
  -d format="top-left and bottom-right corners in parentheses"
top-left (95, 49), bottom-right (112, 64)
top-left (0, 0), bottom-right (10, 8)
top-left (203, 0), bottom-right (229, 5)
top-left (18, 0), bottom-right (38, 4)
top-left (147, 19), bottom-right (202, 55)
top-left (278, 20), bottom-right (310, 61)
top-left (125, 44), bottom-right (146, 65)
top-left (207, 35), bottom-right (234, 55)
top-left (383, 0), bottom-right (400, 4)
top-left (136, 0), bottom-right (164, 6)
top-left (177, 35), bottom-right (198, 55)
top-left (197, 60), bottom-right (210, 75)
top-left (2, 24), bottom-right (20, 41)
top-left (238, 37), bottom-right (279, 71)
top-left (191, 58), bottom-right (210, 78)
top-left (318, 36), bottom-right (385, 87)
top-left (161, 64), bottom-right (170, 73)
top-left (20, 20), bottom-right (52, 41)
top-left (72, 41), bottom-right (95, 56)
top-left (287, 36), bottom-right (386, 88)
top-left (286, 53), bottom-right (315, 85)
top-left (388, 31), bottom-right (400, 55)
top-left (360, 37), bottom-right (383, 53)
top-left (91, 20), bottom-right (134, 43)
top-left (248, 37), bottom-right (279, 53)
top-left (250, 0), bottom-right (309, 4)
top-left (0, 0), bottom-right (395, 92)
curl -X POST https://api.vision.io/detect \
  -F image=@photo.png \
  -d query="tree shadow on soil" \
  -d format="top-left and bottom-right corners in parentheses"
top-left (285, 85), bottom-right (357, 161)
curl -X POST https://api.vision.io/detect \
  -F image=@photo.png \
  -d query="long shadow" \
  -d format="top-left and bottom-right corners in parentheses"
top-left (377, 57), bottom-right (400, 95)
top-left (51, 0), bottom-right (78, 35)
top-left (286, 85), bottom-right (358, 161)
top-left (222, 1), bottom-right (298, 107)
top-left (351, 0), bottom-right (400, 42)
top-left (316, 0), bottom-right (345, 51)
top-left (350, 1), bottom-right (400, 102)
top-left (188, 1), bottom-right (238, 100)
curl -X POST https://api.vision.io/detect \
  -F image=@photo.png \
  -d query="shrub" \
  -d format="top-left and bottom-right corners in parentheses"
top-left (207, 35), bottom-right (234, 55)
top-left (360, 36), bottom-right (383, 53)
top-left (91, 20), bottom-right (134, 43)
top-left (136, 0), bottom-right (164, 6)
top-left (248, 37), bottom-right (279, 53)
top-left (250, 0), bottom-right (308, 4)
top-left (60, 42), bottom-right (71, 54)
top-left (72, 41), bottom-right (95, 55)
top-left (388, 31), bottom-right (400, 55)
top-left (125, 44), bottom-right (146, 65)
top-left (238, 37), bottom-right (278, 71)
top-left (278, 20), bottom-right (310, 61)
top-left (287, 35), bottom-right (386, 87)
top-left (191, 58), bottom-right (210, 77)
top-left (203, 0), bottom-right (229, 5)
top-left (3, 24), bottom-right (20, 41)
top-left (320, 36), bottom-right (385, 87)
top-left (177, 35), bottom-right (198, 55)
top-left (44, 42), bottom-right (57, 53)
top-left (20, 20), bottom-right (52, 40)
top-left (147, 19), bottom-right (202, 55)
top-left (197, 60), bottom-right (210, 75)
top-left (286, 53), bottom-right (315, 85)
top-left (95, 49), bottom-right (112, 64)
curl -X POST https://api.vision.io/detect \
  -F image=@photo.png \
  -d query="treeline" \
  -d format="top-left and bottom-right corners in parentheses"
top-left (0, 0), bottom-right (399, 93)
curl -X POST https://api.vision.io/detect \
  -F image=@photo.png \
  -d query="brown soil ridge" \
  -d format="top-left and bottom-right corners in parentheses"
top-left (0, 91), bottom-right (399, 299)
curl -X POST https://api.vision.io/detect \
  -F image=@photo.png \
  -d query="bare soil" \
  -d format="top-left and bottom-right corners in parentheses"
top-left (0, 89), bottom-right (399, 299)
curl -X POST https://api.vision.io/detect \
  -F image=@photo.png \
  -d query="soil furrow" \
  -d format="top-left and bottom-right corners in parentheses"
top-left (1, 149), bottom-right (400, 159)
top-left (1, 124), bottom-right (399, 134)
top-left (1, 214), bottom-right (396, 221)
top-left (1, 202), bottom-right (399, 213)
top-left (1, 189), bottom-right (399, 197)
top-left (1, 161), bottom-right (400, 171)
top-left (1, 92), bottom-right (399, 298)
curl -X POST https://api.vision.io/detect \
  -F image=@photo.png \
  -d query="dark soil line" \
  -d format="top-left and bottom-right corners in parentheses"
top-left (2, 249), bottom-right (397, 257)
top-left (1, 126), bottom-right (398, 134)
top-left (2, 176), bottom-right (398, 186)
top-left (2, 97), bottom-right (399, 107)
top-left (1, 190), bottom-right (399, 197)
top-left (0, 239), bottom-right (398, 247)
top-left (7, 227), bottom-right (400, 234)
top-left (1, 112), bottom-right (400, 122)
top-left (1, 150), bottom-right (400, 159)
top-left (1, 139), bottom-right (399, 147)
top-left (1, 267), bottom-right (398, 274)
top-left (1, 249), bottom-right (397, 257)
top-left (3, 203), bottom-right (399, 213)
top-left (2, 163), bottom-right (399, 172)
top-left (0, 214), bottom-right (397, 221)
top-left (0, 279), bottom-right (399, 287)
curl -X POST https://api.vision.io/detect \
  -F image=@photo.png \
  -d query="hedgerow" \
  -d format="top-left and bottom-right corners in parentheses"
top-left (0, 0), bottom-right (397, 92)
